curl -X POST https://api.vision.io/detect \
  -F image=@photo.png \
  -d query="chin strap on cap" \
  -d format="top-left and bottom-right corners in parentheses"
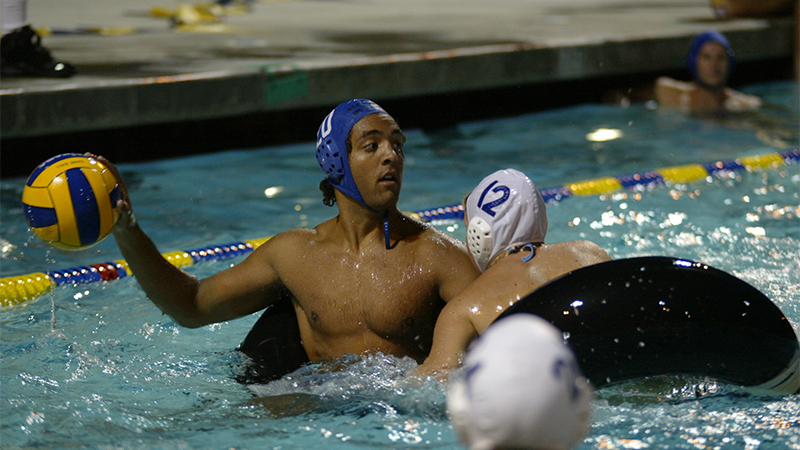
top-left (384, 210), bottom-right (391, 250)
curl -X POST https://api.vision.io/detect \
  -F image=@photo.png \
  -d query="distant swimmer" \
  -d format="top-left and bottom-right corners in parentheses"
top-left (415, 169), bottom-right (610, 377)
top-left (655, 30), bottom-right (761, 114)
top-left (651, 30), bottom-right (797, 147)
top-left (99, 99), bottom-right (479, 371)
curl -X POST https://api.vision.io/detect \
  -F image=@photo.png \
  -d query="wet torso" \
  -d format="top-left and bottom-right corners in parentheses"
top-left (269, 216), bottom-right (464, 363)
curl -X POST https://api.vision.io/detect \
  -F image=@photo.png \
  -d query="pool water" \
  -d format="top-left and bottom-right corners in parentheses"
top-left (1, 81), bottom-right (798, 449)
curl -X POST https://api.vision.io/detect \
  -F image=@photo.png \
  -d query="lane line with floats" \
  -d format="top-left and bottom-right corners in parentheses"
top-left (2, 149), bottom-right (797, 307)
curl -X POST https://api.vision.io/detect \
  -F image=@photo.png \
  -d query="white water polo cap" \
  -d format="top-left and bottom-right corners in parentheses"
top-left (447, 314), bottom-right (594, 450)
top-left (465, 169), bottom-right (548, 272)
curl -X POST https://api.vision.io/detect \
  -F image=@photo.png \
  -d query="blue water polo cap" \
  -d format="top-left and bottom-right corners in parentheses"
top-left (687, 30), bottom-right (735, 85)
top-left (316, 99), bottom-right (387, 208)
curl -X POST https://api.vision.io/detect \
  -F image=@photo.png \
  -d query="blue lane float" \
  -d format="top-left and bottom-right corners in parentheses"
top-left (410, 149), bottom-right (799, 223)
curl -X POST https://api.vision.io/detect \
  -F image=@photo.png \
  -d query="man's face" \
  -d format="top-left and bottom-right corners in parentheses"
top-left (695, 42), bottom-right (729, 89)
top-left (348, 113), bottom-right (405, 211)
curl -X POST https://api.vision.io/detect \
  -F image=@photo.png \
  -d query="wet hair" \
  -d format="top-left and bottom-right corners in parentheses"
top-left (320, 130), bottom-right (355, 206)
top-left (320, 179), bottom-right (336, 206)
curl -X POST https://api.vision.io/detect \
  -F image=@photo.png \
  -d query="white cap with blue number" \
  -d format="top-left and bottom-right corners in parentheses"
top-left (447, 314), bottom-right (594, 450)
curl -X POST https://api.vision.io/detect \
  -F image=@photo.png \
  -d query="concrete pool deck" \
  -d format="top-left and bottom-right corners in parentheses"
top-left (1, 0), bottom-right (795, 176)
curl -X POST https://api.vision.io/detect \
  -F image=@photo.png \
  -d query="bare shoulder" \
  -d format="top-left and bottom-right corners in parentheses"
top-left (569, 240), bottom-right (612, 263)
top-left (402, 215), bottom-right (479, 299)
top-left (416, 222), bottom-right (473, 262)
top-left (249, 226), bottom-right (323, 262)
top-left (723, 88), bottom-right (762, 111)
top-left (257, 227), bottom-right (313, 247)
top-left (655, 77), bottom-right (692, 107)
top-left (655, 76), bottom-right (690, 90)
top-left (541, 240), bottom-right (611, 266)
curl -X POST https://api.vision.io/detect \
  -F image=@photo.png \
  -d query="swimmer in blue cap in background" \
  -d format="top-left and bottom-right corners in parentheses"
top-left (97, 99), bottom-right (479, 375)
top-left (655, 30), bottom-right (762, 114)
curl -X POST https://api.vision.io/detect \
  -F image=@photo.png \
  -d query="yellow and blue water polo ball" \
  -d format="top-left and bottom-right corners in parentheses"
top-left (22, 153), bottom-right (121, 250)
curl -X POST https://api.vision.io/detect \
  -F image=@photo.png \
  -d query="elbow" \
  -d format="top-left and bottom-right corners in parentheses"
top-left (171, 313), bottom-right (212, 329)
top-left (176, 318), bottom-right (206, 329)
top-left (157, 306), bottom-right (212, 329)
top-left (158, 278), bottom-right (212, 328)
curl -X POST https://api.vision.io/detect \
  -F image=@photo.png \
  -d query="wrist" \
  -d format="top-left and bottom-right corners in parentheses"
top-left (113, 214), bottom-right (140, 237)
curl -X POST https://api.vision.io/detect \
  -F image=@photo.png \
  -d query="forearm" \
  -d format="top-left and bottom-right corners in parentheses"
top-left (724, 89), bottom-right (762, 111)
top-left (415, 308), bottom-right (478, 379)
top-left (113, 223), bottom-right (206, 327)
top-left (97, 153), bottom-right (215, 328)
top-left (415, 341), bottom-right (464, 380)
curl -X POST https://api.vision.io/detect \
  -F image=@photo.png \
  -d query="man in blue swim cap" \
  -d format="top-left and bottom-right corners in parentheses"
top-left (316, 99), bottom-right (399, 249)
top-left (655, 30), bottom-right (761, 114)
top-left (316, 99), bottom-right (388, 208)
top-left (99, 99), bottom-right (479, 374)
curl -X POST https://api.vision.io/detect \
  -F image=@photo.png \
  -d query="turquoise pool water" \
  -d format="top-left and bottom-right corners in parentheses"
top-left (1, 81), bottom-right (798, 449)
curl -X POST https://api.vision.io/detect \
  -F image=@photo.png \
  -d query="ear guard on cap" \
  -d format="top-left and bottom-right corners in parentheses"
top-left (316, 111), bottom-right (346, 184)
top-left (315, 99), bottom-right (386, 208)
top-left (316, 136), bottom-right (345, 184)
top-left (467, 217), bottom-right (493, 272)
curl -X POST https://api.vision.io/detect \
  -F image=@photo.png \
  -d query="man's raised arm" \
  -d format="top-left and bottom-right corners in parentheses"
top-left (100, 155), bottom-right (279, 328)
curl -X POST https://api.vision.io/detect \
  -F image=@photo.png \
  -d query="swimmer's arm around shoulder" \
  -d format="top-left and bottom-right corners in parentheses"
top-left (415, 299), bottom-right (478, 379)
top-left (723, 88), bottom-right (762, 111)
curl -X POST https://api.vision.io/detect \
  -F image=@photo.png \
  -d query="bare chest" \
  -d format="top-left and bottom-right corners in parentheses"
top-left (279, 251), bottom-right (443, 339)
top-left (690, 89), bottom-right (725, 111)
